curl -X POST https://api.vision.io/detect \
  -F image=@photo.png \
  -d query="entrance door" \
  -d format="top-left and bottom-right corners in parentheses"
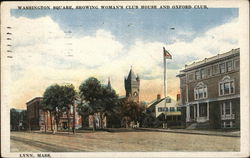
top-left (62, 122), bottom-right (68, 129)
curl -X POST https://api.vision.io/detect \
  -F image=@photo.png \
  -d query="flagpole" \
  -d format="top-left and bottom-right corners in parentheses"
top-left (163, 47), bottom-right (172, 128)
top-left (163, 51), bottom-right (166, 99)
top-left (163, 47), bottom-right (167, 128)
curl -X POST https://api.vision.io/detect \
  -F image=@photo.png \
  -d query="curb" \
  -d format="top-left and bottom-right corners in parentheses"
top-left (137, 128), bottom-right (240, 137)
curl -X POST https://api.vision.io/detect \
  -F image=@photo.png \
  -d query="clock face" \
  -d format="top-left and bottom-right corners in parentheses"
top-left (133, 92), bottom-right (138, 96)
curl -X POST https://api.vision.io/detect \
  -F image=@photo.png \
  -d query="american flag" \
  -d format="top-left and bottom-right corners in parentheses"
top-left (163, 47), bottom-right (172, 59)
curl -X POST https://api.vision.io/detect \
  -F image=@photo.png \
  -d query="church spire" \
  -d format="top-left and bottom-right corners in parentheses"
top-left (107, 77), bottom-right (111, 90)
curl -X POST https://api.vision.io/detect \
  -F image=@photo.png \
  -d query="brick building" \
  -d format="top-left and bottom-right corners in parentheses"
top-left (26, 97), bottom-right (82, 131)
top-left (176, 48), bottom-right (240, 129)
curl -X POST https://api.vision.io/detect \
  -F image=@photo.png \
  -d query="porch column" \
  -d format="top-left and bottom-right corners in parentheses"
top-left (207, 102), bottom-right (209, 121)
top-left (186, 105), bottom-right (190, 122)
top-left (197, 103), bottom-right (199, 118)
top-left (194, 105), bottom-right (196, 120)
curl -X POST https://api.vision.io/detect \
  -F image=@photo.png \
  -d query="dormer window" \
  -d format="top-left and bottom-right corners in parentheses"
top-left (194, 82), bottom-right (207, 100)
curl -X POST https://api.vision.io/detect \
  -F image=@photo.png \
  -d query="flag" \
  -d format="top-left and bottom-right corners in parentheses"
top-left (163, 47), bottom-right (172, 59)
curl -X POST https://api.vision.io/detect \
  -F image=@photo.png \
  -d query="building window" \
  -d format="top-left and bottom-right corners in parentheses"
top-left (158, 107), bottom-right (162, 112)
top-left (195, 71), bottom-right (200, 80)
top-left (212, 64), bottom-right (219, 75)
top-left (166, 98), bottom-right (171, 103)
top-left (207, 67), bottom-right (211, 76)
top-left (221, 101), bottom-right (235, 121)
top-left (222, 121), bottom-right (234, 128)
top-left (194, 82), bottom-right (208, 100)
top-left (234, 59), bottom-right (240, 69)
top-left (219, 76), bottom-right (234, 96)
top-left (199, 104), bottom-right (207, 117)
top-left (225, 103), bottom-right (231, 114)
top-left (200, 69), bottom-right (206, 79)
top-left (177, 107), bottom-right (181, 111)
top-left (170, 107), bottom-right (175, 112)
top-left (219, 63), bottom-right (226, 73)
top-left (226, 61), bottom-right (233, 72)
top-left (188, 73), bottom-right (194, 81)
top-left (221, 101), bottom-right (232, 115)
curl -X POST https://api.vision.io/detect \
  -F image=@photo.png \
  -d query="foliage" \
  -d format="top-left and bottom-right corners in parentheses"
top-left (10, 108), bottom-right (27, 131)
top-left (42, 84), bottom-right (62, 112)
top-left (78, 77), bottom-right (119, 129)
top-left (120, 100), bottom-right (145, 127)
top-left (42, 84), bottom-right (76, 132)
top-left (10, 108), bottom-right (19, 131)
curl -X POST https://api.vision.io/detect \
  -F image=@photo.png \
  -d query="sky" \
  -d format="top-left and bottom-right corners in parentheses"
top-left (5, 7), bottom-right (239, 109)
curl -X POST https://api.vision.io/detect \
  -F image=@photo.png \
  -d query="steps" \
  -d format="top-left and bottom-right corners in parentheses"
top-left (186, 123), bottom-right (197, 129)
top-left (186, 121), bottom-right (210, 129)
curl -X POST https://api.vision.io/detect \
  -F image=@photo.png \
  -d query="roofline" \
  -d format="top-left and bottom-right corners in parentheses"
top-left (147, 96), bottom-right (176, 108)
top-left (26, 97), bottom-right (43, 105)
top-left (178, 48), bottom-right (240, 73)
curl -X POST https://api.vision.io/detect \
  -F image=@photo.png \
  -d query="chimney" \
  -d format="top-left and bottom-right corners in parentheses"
top-left (157, 94), bottom-right (161, 100)
top-left (176, 94), bottom-right (180, 101)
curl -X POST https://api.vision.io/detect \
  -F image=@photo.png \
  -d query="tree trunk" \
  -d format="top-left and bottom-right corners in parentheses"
top-left (49, 111), bottom-right (53, 132)
top-left (81, 115), bottom-right (84, 128)
top-left (92, 115), bottom-right (96, 131)
top-left (44, 111), bottom-right (47, 133)
top-left (56, 118), bottom-right (59, 131)
top-left (99, 112), bottom-right (103, 129)
top-left (73, 105), bottom-right (76, 134)
top-left (67, 110), bottom-right (70, 133)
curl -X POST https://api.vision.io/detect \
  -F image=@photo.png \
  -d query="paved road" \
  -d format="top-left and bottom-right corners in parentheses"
top-left (11, 131), bottom-right (240, 152)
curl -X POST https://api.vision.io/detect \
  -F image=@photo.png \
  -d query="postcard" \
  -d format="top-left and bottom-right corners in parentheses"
top-left (1, 0), bottom-right (249, 157)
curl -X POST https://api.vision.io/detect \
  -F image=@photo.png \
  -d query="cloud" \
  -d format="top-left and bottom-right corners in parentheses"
top-left (5, 16), bottom-right (239, 109)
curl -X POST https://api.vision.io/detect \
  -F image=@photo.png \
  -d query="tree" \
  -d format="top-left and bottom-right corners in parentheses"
top-left (20, 110), bottom-right (28, 130)
top-left (42, 84), bottom-right (76, 133)
top-left (10, 108), bottom-right (19, 131)
top-left (42, 84), bottom-right (62, 132)
top-left (60, 84), bottom-right (76, 133)
top-left (120, 100), bottom-right (145, 128)
top-left (98, 85), bottom-right (119, 128)
top-left (77, 100), bottom-right (91, 128)
top-left (79, 77), bottom-right (102, 131)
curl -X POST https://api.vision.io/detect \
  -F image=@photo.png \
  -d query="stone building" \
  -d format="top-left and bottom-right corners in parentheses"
top-left (26, 97), bottom-right (82, 131)
top-left (124, 67), bottom-right (140, 103)
top-left (176, 48), bottom-right (240, 129)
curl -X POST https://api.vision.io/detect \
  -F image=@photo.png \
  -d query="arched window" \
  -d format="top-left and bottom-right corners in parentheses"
top-left (219, 76), bottom-right (234, 96)
top-left (194, 82), bottom-right (207, 100)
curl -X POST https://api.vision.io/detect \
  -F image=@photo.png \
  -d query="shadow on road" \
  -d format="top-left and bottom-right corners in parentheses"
top-left (11, 136), bottom-right (83, 152)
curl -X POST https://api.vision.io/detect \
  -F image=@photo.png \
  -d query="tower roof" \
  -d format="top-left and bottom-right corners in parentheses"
top-left (127, 67), bottom-right (137, 81)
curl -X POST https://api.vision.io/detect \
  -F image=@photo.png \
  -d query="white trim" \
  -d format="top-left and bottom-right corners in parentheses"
top-left (194, 82), bottom-right (208, 100)
top-left (207, 102), bottom-right (209, 121)
top-left (181, 94), bottom-right (239, 106)
top-left (221, 101), bottom-right (235, 120)
top-left (218, 75), bottom-right (235, 96)
top-left (197, 103), bottom-right (199, 118)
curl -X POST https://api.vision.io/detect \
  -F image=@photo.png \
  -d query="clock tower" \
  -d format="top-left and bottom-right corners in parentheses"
top-left (124, 67), bottom-right (140, 103)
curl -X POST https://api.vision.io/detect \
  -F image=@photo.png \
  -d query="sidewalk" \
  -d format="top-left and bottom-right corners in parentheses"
top-left (137, 128), bottom-right (240, 137)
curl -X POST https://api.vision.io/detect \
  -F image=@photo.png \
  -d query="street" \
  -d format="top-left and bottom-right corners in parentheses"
top-left (10, 130), bottom-right (240, 152)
